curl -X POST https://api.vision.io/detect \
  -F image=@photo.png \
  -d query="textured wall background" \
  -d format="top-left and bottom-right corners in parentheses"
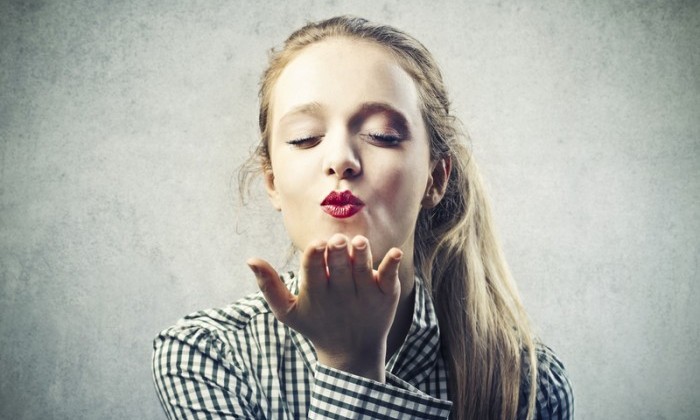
top-left (1, 1), bottom-right (698, 419)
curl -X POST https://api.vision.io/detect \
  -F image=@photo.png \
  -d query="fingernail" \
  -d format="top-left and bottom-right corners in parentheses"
top-left (247, 263), bottom-right (260, 276)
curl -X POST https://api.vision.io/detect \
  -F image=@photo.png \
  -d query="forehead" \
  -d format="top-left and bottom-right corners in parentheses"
top-left (270, 37), bottom-right (422, 125)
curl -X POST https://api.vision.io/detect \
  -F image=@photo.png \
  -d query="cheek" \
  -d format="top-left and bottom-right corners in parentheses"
top-left (272, 163), bottom-right (314, 212)
top-left (374, 168), bottom-right (426, 216)
top-left (381, 154), bottom-right (429, 199)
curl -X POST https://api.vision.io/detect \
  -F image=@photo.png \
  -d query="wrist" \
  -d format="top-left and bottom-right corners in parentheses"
top-left (316, 348), bottom-right (386, 382)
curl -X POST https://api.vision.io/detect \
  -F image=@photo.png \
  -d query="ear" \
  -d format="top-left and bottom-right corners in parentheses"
top-left (422, 156), bottom-right (451, 209)
top-left (263, 168), bottom-right (282, 211)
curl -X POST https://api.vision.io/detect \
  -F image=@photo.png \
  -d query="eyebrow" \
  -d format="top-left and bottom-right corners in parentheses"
top-left (277, 102), bottom-right (324, 126)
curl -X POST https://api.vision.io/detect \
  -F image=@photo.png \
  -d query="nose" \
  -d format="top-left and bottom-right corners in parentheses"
top-left (324, 132), bottom-right (362, 179)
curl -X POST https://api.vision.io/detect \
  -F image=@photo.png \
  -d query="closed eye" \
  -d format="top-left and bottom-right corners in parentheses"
top-left (286, 135), bottom-right (323, 148)
top-left (364, 132), bottom-right (404, 146)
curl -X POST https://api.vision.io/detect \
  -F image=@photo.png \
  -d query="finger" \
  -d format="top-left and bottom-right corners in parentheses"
top-left (376, 248), bottom-right (402, 296)
top-left (299, 240), bottom-right (328, 296)
top-left (247, 258), bottom-right (296, 323)
top-left (350, 235), bottom-right (374, 292)
top-left (326, 233), bottom-right (354, 294)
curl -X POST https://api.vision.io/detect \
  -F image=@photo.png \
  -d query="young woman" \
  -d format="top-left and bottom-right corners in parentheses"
top-left (153, 16), bottom-right (573, 419)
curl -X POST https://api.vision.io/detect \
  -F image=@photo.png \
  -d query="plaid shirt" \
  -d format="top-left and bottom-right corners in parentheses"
top-left (152, 273), bottom-right (573, 419)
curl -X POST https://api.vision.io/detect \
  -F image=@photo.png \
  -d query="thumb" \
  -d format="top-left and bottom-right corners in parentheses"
top-left (376, 248), bottom-right (402, 297)
top-left (247, 258), bottom-right (297, 323)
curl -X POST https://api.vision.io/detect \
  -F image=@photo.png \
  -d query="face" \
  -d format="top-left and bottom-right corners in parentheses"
top-left (265, 38), bottom-right (443, 265)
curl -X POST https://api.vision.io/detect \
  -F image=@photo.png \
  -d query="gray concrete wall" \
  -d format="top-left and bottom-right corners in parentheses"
top-left (1, 1), bottom-right (698, 418)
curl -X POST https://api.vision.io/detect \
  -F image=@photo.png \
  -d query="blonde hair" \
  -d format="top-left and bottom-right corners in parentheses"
top-left (240, 16), bottom-right (538, 420)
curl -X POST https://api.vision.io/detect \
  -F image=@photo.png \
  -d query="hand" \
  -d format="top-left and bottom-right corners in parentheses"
top-left (247, 234), bottom-right (403, 382)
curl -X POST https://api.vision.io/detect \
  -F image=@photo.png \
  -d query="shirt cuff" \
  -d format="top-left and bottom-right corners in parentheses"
top-left (309, 363), bottom-right (452, 419)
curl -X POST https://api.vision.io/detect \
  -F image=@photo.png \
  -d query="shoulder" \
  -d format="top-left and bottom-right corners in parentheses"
top-left (519, 343), bottom-right (574, 420)
top-left (151, 281), bottom-right (296, 418)
top-left (156, 272), bottom-right (299, 339)
top-left (157, 290), bottom-right (273, 341)
top-left (152, 277), bottom-right (293, 369)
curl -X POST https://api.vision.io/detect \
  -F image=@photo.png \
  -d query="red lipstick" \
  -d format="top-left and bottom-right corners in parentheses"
top-left (321, 190), bottom-right (365, 219)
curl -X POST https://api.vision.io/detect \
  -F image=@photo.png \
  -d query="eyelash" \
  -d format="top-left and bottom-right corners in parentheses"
top-left (286, 136), bottom-right (323, 147)
top-left (286, 133), bottom-right (403, 148)
top-left (365, 132), bottom-right (403, 145)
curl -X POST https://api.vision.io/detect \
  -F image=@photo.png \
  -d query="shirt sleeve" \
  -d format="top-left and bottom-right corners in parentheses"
top-left (152, 328), bottom-right (259, 419)
top-left (520, 344), bottom-right (574, 420)
top-left (309, 363), bottom-right (452, 419)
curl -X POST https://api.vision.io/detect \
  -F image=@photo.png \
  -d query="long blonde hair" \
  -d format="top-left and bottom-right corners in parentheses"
top-left (240, 16), bottom-right (538, 420)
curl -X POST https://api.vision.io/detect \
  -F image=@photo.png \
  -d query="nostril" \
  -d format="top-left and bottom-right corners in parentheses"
top-left (324, 145), bottom-right (362, 178)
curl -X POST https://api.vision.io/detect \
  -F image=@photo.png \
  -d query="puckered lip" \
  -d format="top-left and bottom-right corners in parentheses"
top-left (321, 190), bottom-right (365, 218)
top-left (321, 190), bottom-right (365, 206)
